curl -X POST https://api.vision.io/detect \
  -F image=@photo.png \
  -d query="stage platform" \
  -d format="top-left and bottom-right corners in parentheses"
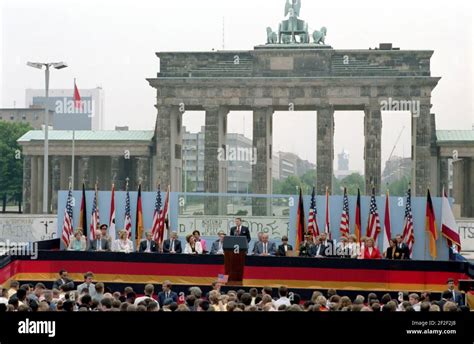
top-left (1, 251), bottom-right (473, 297)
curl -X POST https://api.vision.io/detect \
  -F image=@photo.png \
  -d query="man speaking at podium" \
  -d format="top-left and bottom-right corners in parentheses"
top-left (229, 218), bottom-right (251, 242)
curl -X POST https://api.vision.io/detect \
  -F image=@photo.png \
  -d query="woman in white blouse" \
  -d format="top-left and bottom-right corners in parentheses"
top-left (184, 234), bottom-right (203, 254)
top-left (112, 230), bottom-right (134, 253)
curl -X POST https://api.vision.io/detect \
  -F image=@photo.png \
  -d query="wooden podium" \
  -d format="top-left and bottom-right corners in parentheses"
top-left (223, 236), bottom-right (248, 284)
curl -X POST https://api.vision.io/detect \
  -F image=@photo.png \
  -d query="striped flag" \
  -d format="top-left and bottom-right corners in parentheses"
top-left (366, 188), bottom-right (381, 242)
top-left (109, 184), bottom-right (116, 240)
top-left (402, 188), bottom-right (415, 257)
top-left (295, 187), bottom-right (306, 252)
top-left (156, 186), bottom-right (170, 245)
top-left (89, 184), bottom-right (99, 241)
top-left (79, 183), bottom-right (87, 237)
top-left (135, 184), bottom-right (144, 248)
top-left (61, 185), bottom-right (74, 247)
top-left (354, 188), bottom-right (361, 242)
top-left (124, 181), bottom-right (132, 238)
top-left (425, 188), bottom-right (438, 259)
top-left (307, 186), bottom-right (319, 238)
top-left (383, 190), bottom-right (391, 252)
top-left (441, 188), bottom-right (461, 252)
top-left (73, 78), bottom-right (82, 110)
top-left (339, 187), bottom-right (350, 238)
top-left (151, 185), bottom-right (162, 242)
top-left (324, 187), bottom-right (331, 239)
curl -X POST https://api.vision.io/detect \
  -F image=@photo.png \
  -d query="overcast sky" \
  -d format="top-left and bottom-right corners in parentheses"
top-left (1, 0), bottom-right (473, 172)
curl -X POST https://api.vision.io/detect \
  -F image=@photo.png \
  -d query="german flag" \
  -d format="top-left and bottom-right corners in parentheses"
top-left (295, 187), bottom-right (306, 252)
top-left (78, 182), bottom-right (87, 237)
top-left (135, 183), bottom-right (144, 249)
top-left (354, 188), bottom-right (361, 242)
top-left (425, 189), bottom-right (438, 259)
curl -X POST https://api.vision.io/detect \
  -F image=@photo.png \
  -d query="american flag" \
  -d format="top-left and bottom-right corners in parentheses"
top-left (156, 186), bottom-right (170, 244)
top-left (124, 183), bottom-right (132, 238)
top-left (339, 187), bottom-right (350, 238)
top-left (325, 187), bottom-right (331, 240)
top-left (61, 186), bottom-right (74, 247)
top-left (402, 188), bottom-right (415, 257)
top-left (366, 188), bottom-right (381, 242)
top-left (307, 186), bottom-right (319, 238)
top-left (151, 185), bottom-right (162, 241)
top-left (89, 186), bottom-right (99, 241)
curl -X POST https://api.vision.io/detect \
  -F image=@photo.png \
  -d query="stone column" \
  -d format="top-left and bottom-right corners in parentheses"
top-left (22, 155), bottom-right (32, 213)
top-left (51, 156), bottom-right (61, 213)
top-left (154, 105), bottom-right (182, 192)
top-left (135, 156), bottom-right (149, 191)
top-left (439, 157), bottom-right (449, 194)
top-left (452, 159), bottom-right (465, 217)
top-left (317, 105), bottom-right (334, 195)
top-left (37, 156), bottom-right (43, 213)
top-left (364, 102), bottom-right (382, 194)
top-left (78, 156), bottom-right (90, 188)
top-left (111, 156), bottom-right (121, 189)
top-left (413, 103), bottom-right (432, 196)
top-left (467, 158), bottom-right (474, 217)
top-left (252, 107), bottom-right (273, 216)
top-left (203, 106), bottom-right (228, 215)
top-left (30, 156), bottom-right (38, 214)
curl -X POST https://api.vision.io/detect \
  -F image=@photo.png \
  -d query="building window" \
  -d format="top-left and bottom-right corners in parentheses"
top-left (10, 115), bottom-right (14, 120)
top-left (22, 115), bottom-right (27, 121)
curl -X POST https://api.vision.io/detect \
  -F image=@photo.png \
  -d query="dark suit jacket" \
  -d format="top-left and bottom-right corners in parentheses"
top-left (277, 244), bottom-right (293, 256)
top-left (310, 243), bottom-right (327, 257)
top-left (157, 291), bottom-right (178, 306)
top-left (88, 238), bottom-right (111, 251)
top-left (139, 239), bottom-right (158, 253)
top-left (162, 239), bottom-right (182, 254)
top-left (299, 242), bottom-right (314, 257)
top-left (395, 243), bottom-right (410, 259)
top-left (52, 278), bottom-right (74, 291)
top-left (230, 225), bottom-right (251, 242)
top-left (443, 289), bottom-right (465, 306)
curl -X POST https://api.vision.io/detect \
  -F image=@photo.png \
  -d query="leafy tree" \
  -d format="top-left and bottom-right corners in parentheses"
top-left (387, 176), bottom-right (410, 196)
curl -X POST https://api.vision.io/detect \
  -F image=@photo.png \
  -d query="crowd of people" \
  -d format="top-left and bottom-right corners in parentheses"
top-left (67, 217), bottom-right (410, 259)
top-left (0, 272), bottom-right (467, 312)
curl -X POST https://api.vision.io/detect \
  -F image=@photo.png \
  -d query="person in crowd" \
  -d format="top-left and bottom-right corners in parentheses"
top-left (254, 233), bottom-right (276, 256)
top-left (0, 286), bottom-right (8, 305)
top-left (52, 270), bottom-right (74, 291)
top-left (444, 278), bottom-right (464, 305)
top-left (193, 230), bottom-right (207, 253)
top-left (363, 238), bottom-right (381, 259)
top-left (112, 230), bottom-right (134, 253)
top-left (347, 234), bottom-right (359, 258)
top-left (93, 282), bottom-right (105, 303)
top-left (311, 236), bottom-right (327, 257)
top-left (277, 236), bottom-right (293, 256)
top-left (89, 230), bottom-right (111, 252)
top-left (7, 280), bottom-right (19, 299)
top-left (99, 224), bottom-right (112, 247)
top-left (139, 232), bottom-right (158, 253)
top-left (68, 229), bottom-right (86, 251)
top-left (134, 284), bottom-right (159, 309)
top-left (252, 232), bottom-right (264, 255)
top-left (210, 230), bottom-right (225, 255)
top-left (229, 217), bottom-right (251, 242)
top-left (395, 234), bottom-right (410, 259)
top-left (76, 272), bottom-right (96, 297)
top-left (184, 234), bottom-right (203, 254)
top-left (384, 238), bottom-right (397, 259)
top-left (409, 293), bottom-right (421, 311)
top-left (158, 280), bottom-right (177, 306)
top-left (273, 286), bottom-right (291, 309)
top-left (299, 234), bottom-right (314, 257)
top-left (162, 232), bottom-right (182, 254)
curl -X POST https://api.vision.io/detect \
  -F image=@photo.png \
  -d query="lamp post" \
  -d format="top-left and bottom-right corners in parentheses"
top-left (26, 61), bottom-right (68, 213)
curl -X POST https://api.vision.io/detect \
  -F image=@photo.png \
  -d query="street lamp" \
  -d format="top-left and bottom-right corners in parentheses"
top-left (27, 61), bottom-right (68, 213)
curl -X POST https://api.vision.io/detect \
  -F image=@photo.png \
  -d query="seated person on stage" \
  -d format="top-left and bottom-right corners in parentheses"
top-left (184, 234), bottom-right (203, 254)
top-left (277, 236), bottom-right (293, 256)
top-left (89, 230), bottom-right (111, 252)
top-left (252, 232), bottom-right (264, 255)
top-left (319, 232), bottom-right (334, 257)
top-left (384, 238), bottom-right (397, 259)
top-left (99, 224), bottom-right (112, 247)
top-left (162, 231), bottom-right (182, 254)
top-left (362, 238), bottom-right (381, 259)
top-left (112, 229), bottom-right (134, 253)
top-left (298, 234), bottom-right (314, 257)
top-left (193, 230), bottom-right (207, 253)
top-left (337, 236), bottom-right (350, 257)
top-left (210, 230), bottom-right (226, 255)
top-left (139, 231), bottom-right (158, 253)
top-left (311, 236), bottom-right (327, 257)
top-left (253, 233), bottom-right (276, 256)
top-left (395, 234), bottom-right (410, 259)
top-left (68, 229), bottom-right (86, 251)
top-left (347, 234), bottom-right (359, 258)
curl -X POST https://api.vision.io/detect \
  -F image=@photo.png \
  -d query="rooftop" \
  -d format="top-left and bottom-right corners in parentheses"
top-left (18, 130), bottom-right (154, 142)
top-left (436, 130), bottom-right (474, 142)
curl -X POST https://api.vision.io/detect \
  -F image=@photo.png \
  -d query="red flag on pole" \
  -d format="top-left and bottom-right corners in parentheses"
top-left (325, 187), bottom-right (331, 240)
top-left (109, 184), bottom-right (116, 240)
top-left (441, 188), bottom-right (461, 252)
top-left (383, 190), bottom-right (391, 252)
top-left (354, 188), bottom-right (361, 242)
top-left (73, 78), bottom-right (82, 110)
top-left (425, 188), bottom-right (438, 259)
top-left (295, 187), bottom-right (306, 252)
